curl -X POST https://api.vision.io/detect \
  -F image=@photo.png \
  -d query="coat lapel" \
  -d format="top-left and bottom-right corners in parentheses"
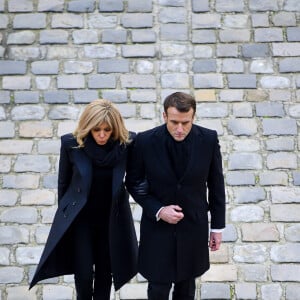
top-left (179, 125), bottom-right (204, 182)
top-left (72, 148), bottom-right (93, 190)
top-left (152, 125), bottom-right (204, 182)
top-left (152, 125), bottom-right (175, 178)
top-left (112, 156), bottom-right (126, 198)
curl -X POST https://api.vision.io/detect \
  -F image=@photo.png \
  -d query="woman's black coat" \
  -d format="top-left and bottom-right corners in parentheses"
top-left (30, 133), bottom-right (138, 290)
top-left (126, 124), bottom-right (225, 283)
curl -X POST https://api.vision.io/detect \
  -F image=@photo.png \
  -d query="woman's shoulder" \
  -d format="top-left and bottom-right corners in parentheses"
top-left (129, 131), bottom-right (136, 141)
top-left (61, 133), bottom-right (78, 147)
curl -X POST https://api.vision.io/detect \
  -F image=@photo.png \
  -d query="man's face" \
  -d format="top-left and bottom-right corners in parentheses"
top-left (163, 107), bottom-right (194, 142)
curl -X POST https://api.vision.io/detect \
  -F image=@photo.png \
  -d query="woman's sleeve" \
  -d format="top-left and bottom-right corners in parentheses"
top-left (57, 136), bottom-right (73, 203)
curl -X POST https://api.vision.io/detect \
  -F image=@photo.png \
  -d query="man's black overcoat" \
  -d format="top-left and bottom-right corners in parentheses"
top-left (30, 133), bottom-right (138, 290)
top-left (126, 124), bottom-right (225, 283)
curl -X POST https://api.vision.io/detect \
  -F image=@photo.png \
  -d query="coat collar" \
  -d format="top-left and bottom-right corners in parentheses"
top-left (152, 124), bottom-right (204, 182)
top-left (71, 146), bottom-right (126, 198)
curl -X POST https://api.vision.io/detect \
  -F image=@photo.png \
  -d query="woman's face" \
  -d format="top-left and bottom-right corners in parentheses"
top-left (91, 122), bottom-right (113, 145)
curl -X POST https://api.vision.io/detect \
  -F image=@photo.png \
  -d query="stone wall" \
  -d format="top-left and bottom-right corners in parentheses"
top-left (0, 0), bottom-right (300, 299)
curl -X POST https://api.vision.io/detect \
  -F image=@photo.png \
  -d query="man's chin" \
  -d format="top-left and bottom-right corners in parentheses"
top-left (173, 136), bottom-right (186, 142)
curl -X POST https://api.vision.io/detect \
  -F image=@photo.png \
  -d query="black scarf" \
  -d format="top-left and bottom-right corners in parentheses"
top-left (83, 133), bottom-right (126, 168)
top-left (165, 126), bottom-right (192, 179)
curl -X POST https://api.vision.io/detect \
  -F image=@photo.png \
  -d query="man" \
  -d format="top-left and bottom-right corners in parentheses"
top-left (126, 92), bottom-right (226, 300)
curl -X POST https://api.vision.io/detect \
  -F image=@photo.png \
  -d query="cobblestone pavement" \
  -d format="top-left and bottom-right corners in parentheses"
top-left (0, 0), bottom-right (300, 299)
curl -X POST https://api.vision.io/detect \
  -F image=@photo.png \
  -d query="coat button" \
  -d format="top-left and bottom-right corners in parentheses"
top-left (177, 184), bottom-right (181, 189)
top-left (72, 201), bottom-right (76, 206)
top-left (77, 187), bottom-right (81, 193)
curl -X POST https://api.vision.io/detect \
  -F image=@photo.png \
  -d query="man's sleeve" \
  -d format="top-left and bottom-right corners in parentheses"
top-left (125, 134), bottom-right (163, 220)
top-left (207, 132), bottom-right (226, 229)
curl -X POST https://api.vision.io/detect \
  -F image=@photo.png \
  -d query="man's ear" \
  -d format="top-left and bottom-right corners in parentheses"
top-left (163, 111), bottom-right (167, 122)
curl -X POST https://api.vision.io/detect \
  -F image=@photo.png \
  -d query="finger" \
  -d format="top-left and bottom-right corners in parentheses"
top-left (173, 205), bottom-right (182, 211)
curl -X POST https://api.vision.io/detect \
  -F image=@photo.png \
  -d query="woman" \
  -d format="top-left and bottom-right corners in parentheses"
top-left (30, 99), bottom-right (138, 300)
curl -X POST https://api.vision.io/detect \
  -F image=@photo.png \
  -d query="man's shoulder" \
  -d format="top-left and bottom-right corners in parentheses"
top-left (137, 124), bottom-right (164, 139)
top-left (193, 124), bottom-right (217, 137)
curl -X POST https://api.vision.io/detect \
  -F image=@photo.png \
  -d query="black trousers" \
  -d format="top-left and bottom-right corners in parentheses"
top-left (148, 278), bottom-right (196, 300)
top-left (72, 220), bottom-right (112, 300)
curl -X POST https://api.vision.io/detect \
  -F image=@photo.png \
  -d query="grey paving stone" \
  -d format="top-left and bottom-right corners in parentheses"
top-left (192, 13), bottom-right (221, 29)
top-left (127, 0), bottom-right (152, 12)
top-left (8, 0), bottom-right (33, 12)
top-left (67, 0), bottom-right (95, 12)
top-left (99, 0), bottom-right (123, 11)
top-left (262, 119), bottom-right (297, 135)
top-left (284, 0), bottom-right (300, 11)
top-left (102, 29), bottom-right (127, 43)
top-left (242, 44), bottom-right (269, 57)
top-left (194, 74), bottom-right (223, 88)
top-left (251, 13), bottom-right (269, 27)
top-left (87, 14), bottom-right (117, 29)
top-left (0, 61), bottom-right (26, 75)
top-left (3, 76), bottom-right (31, 90)
top-left (279, 58), bottom-right (300, 72)
top-left (132, 30), bottom-right (156, 43)
top-left (272, 12), bottom-right (296, 26)
top-left (287, 27), bottom-right (300, 41)
top-left (192, 29), bottom-right (216, 43)
top-left (73, 90), bottom-right (98, 103)
top-left (121, 45), bottom-right (156, 57)
top-left (44, 91), bottom-right (70, 103)
top-left (14, 91), bottom-right (39, 104)
top-left (7, 31), bottom-right (36, 44)
top-left (51, 13), bottom-right (84, 28)
top-left (13, 14), bottom-right (46, 29)
top-left (159, 0), bottom-right (185, 6)
top-left (98, 59), bottom-right (130, 73)
top-left (121, 13), bottom-right (153, 28)
top-left (255, 28), bottom-right (283, 42)
top-left (255, 102), bottom-right (285, 117)
top-left (72, 29), bottom-right (98, 44)
top-left (101, 90), bottom-right (128, 103)
top-left (159, 7), bottom-right (186, 23)
top-left (31, 61), bottom-right (59, 75)
top-left (228, 74), bottom-right (256, 88)
top-left (48, 106), bottom-right (79, 120)
top-left (160, 24), bottom-right (188, 41)
top-left (215, 0), bottom-right (244, 12)
top-left (192, 0), bottom-right (209, 11)
top-left (88, 74), bottom-right (116, 88)
top-left (200, 283), bottom-right (231, 299)
top-left (193, 59), bottom-right (217, 73)
top-left (249, 0), bottom-right (279, 11)
top-left (0, 14), bottom-right (8, 28)
top-left (60, 58), bottom-right (82, 73)
top-left (38, 0), bottom-right (64, 11)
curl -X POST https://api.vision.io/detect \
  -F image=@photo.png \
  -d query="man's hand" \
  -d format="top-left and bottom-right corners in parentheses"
top-left (209, 232), bottom-right (222, 251)
top-left (158, 205), bottom-right (184, 224)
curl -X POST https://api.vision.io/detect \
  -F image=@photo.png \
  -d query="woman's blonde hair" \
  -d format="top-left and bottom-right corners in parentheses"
top-left (73, 99), bottom-right (129, 147)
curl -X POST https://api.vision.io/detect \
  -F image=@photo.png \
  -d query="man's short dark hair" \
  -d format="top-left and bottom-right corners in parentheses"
top-left (163, 92), bottom-right (196, 115)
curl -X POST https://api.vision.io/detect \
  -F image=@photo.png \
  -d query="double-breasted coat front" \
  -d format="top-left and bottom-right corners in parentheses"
top-left (30, 133), bottom-right (138, 290)
top-left (126, 124), bottom-right (225, 283)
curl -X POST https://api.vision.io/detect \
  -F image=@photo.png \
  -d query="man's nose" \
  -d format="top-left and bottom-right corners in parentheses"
top-left (177, 124), bottom-right (183, 132)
